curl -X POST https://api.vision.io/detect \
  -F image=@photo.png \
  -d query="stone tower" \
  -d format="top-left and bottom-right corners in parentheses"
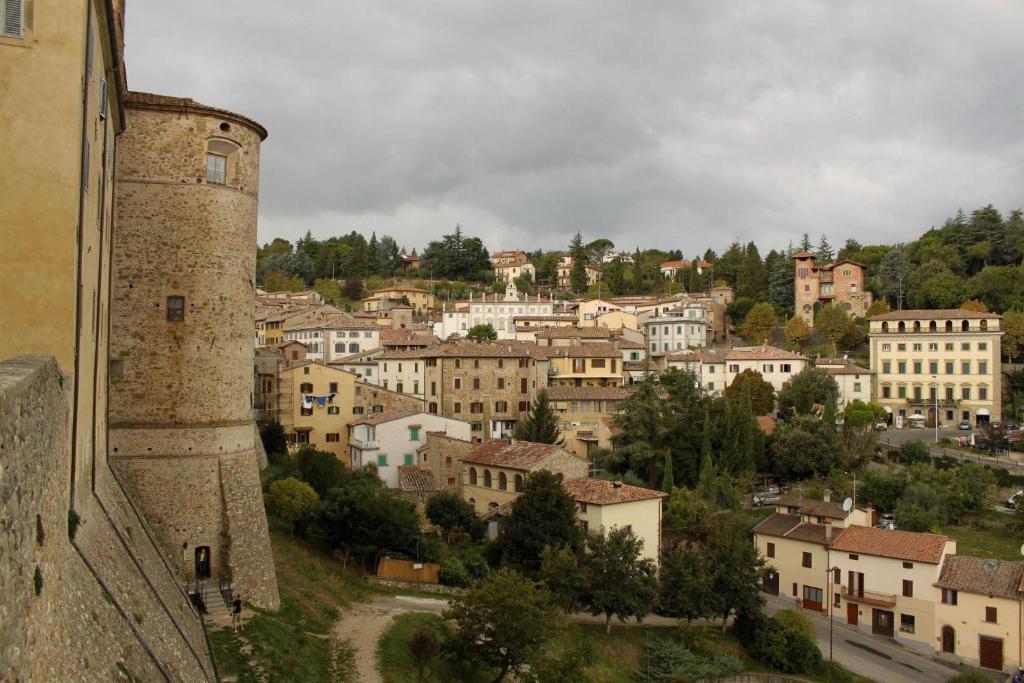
top-left (108, 92), bottom-right (279, 609)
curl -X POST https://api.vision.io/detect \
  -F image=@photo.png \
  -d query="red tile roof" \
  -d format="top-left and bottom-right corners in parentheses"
top-left (936, 556), bottom-right (1024, 600)
top-left (828, 525), bottom-right (951, 564)
top-left (397, 466), bottom-right (437, 494)
top-left (462, 439), bottom-right (567, 470)
top-left (667, 345), bottom-right (807, 363)
top-left (562, 478), bottom-right (666, 505)
top-left (537, 327), bottom-right (612, 339)
top-left (753, 513), bottom-right (831, 546)
top-left (350, 409), bottom-right (422, 427)
top-left (543, 342), bottom-right (620, 358)
top-left (546, 386), bottom-right (634, 401)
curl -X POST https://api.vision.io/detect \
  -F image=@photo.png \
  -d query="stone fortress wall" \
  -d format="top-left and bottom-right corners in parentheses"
top-left (1, 356), bottom-right (216, 681)
top-left (108, 93), bottom-right (279, 609)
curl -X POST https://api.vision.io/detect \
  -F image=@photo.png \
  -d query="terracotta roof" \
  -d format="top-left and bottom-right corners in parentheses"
top-left (483, 500), bottom-right (516, 519)
top-left (287, 314), bottom-right (380, 331)
top-left (372, 285), bottom-right (430, 294)
top-left (543, 343), bottom-right (620, 359)
top-left (462, 440), bottom-right (567, 470)
top-left (512, 315), bottom-right (577, 322)
top-left (660, 259), bottom-right (689, 269)
top-left (380, 329), bottom-right (437, 346)
top-left (752, 513), bottom-right (831, 546)
top-left (537, 327), bottom-right (611, 339)
top-left (547, 386), bottom-right (633, 401)
top-left (828, 525), bottom-right (951, 564)
top-left (935, 556), bottom-right (1024, 600)
top-left (776, 495), bottom-right (849, 520)
top-left (792, 251), bottom-right (814, 259)
top-left (624, 361), bottom-right (652, 371)
top-left (667, 345), bottom-right (807, 363)
top-left (350, 410), bottom-right (422, 427)
top-left (756, 415), bottom-right (777, 435)
top-left (815, 358), bottom-right (871, 375)
top-left (614, 338), bottom-right (645, 349)
top-left (397, 466), bottom-right (437, 494)
top-left (562, 478), bottom-right (666, 505)
top-left (870, 309), bottom-right (1001, 321)
top-left (380, 340), bottom-right (546, 360)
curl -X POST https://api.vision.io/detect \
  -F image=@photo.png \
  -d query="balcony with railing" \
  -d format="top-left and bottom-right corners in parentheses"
top-left (841, 586), bottom-right (896, 607)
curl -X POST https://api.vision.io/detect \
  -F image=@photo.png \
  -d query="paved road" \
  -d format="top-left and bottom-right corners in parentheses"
top-left (879, 428), bottom-right (1024, 472)
top-left (764, 594), bottom-right (962, 683)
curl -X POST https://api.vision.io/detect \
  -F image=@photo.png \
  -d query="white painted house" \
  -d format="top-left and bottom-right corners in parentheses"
top-left (666, 345), bottom-right (809, 394)
top-left (284, 314), bottom-right (381, 363)
top-left (434, 283), bottom-right (555, 340)
top-left (348, 410), bottom-right (472, 489)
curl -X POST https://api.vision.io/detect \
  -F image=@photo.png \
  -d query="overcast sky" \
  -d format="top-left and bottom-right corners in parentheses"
top-left (125, 1), bottom-right (1023, 256)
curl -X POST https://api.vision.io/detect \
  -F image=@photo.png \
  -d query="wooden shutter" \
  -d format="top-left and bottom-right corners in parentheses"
top-left (3, 0), bottom-right (23, 38)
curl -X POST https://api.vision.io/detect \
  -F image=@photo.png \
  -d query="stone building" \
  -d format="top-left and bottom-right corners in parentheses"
top-left (666, 345), bottom-right (809, 394)
top-left (364, 285), bottom-right (434, 315)
top-left (283, 313), bottom-right (381, 362)
top-left (868, 309), bottom-right (1003, 427)
top-left (348, 410), bottom-right (471, 488)
top-left (461, 440), bottom-right (588, 514)
top-left (108, 92), bottom-right (279, 609)
top-left (0, 1), bottom-right (233, 678)
top-left (417, 431), bottom-right (477, 493)
top-left (793, 252), bottom-right (872, 326)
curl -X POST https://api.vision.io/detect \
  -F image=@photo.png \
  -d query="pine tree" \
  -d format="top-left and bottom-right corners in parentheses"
top-left (799, 233), bottom-right (813, 253)
top-left (822, 394), bottom-right (837, 434)
top-left (569, 232), bottom-right (588, 293)
top-left (513, 390), bottom-right (562, 444)
top-left (661, 451), bottom-right (674, 493)
top-left (815, 234), bottom-right (834, 262)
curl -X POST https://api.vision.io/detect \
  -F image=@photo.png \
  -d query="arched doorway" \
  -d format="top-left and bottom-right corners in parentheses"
top-left (941, 626), bottom-right (955, 653)
top-left (195, 546), bottom-right (211, 581)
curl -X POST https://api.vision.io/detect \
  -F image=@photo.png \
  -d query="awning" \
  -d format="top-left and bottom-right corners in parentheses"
top-left (294, 426), bottom-right (313, 432)
top-left (977, 408), bottom-right (990, 416)
top-left (883, 406), bottom-right (892, 413)
top-left (908, 413), bottom-right (925, 420)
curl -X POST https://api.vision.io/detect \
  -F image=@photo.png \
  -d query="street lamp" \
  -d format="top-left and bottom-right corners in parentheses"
top-left (827, 565), bottom-right (841, 661)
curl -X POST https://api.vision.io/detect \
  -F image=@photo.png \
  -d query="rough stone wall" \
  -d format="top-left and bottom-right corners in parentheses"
top-left (428, 356), bottom-right (544, 431)
top-left (419, 432), bottom-right (475, 493)
top-left (109, 98), bottom-right (279, 610)
top-left (1, 356), bottom-right (214, 682)
top-left (354, 380), bottom-right (425, 414)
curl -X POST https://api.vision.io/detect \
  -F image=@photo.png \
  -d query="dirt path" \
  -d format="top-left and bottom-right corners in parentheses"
top-left (331, 595), bottom-right (448, 682)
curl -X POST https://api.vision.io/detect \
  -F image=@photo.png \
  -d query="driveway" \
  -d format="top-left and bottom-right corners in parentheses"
top-left (764, 594), bottom-right (961, 683)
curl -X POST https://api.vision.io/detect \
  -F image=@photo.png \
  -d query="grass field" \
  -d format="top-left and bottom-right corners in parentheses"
top-left (941, 510), bottom-right (1024, 561)
top-left (210, 525), bottom-right (369, 682)
top-left (376, 612), bottom-right (869, 683)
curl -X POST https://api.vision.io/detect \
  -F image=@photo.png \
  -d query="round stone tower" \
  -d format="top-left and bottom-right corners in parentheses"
top-left (109, 92), bottom-right (278, 609)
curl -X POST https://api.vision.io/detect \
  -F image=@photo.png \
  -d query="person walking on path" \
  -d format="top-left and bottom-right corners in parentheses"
top-left (232, 595), bottom-right (243, 632)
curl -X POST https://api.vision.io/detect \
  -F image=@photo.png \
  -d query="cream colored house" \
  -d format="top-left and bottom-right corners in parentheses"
top-left (548, 386), bottom-right (632, 458)
top-left (577, 299), bottom-right (624, 324)
top-left (546, 343), bottom-right (624, 387)
top-left (869, 309), bottom-right (1002, 427)
top-left (815, 357), bottom-right (873, 410)
top-left (829, 525), bottom-right (955, 654)
top-left (934, 556), bottom-right (1024, 673)
top-left (364, 285), bottom-right (435, 315)
top-left (562, 478), bottom-right (667, 563)
top-left (667, 345), bottom-right (809, 394)
top-left (461, 440), bottom-right (587, 515)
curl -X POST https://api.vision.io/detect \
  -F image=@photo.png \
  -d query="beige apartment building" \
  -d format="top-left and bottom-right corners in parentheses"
top-left (490, 250), bottom-right (536, 283)
top-left (563, 478), bottom-right (666, 563)
top-left (667, 346), bottom-right (809, 394)
top-left (364, 285), bottom-right (435, 315)
top-left (793, 252), bottom-right (872, 326)
top-left (814, 357), bottom-right (873, 410)
top-left (548, 385), bottom-right (632, 457)
top-left (546, 343), bottom-right (624, 387)
top-left (869, 310), bottom-right (1002, 426)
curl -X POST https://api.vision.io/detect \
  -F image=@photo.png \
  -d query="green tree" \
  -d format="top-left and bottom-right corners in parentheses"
top-left (262, 270), bottom-right (305, 292)
top-left (499, 470), bottom-right (579, 572)
top-left (443, 569), bottom-right (562, 683)
top-left (967, 265), bottom-right (1024, 312)
top-left (1003, 311), bottom-right (1024, 362)
top-left (740, 302), bottom-right (777, 344)
top-left (865, 299), bottom-right (891, 318)
top-left (777, 367), bottom-right (839, 417)
top-left (467, 323), bottom-right (498, 341)
top-left (294, 446), bottom-right (347, 497)
top-left (767, 251), bottom-right (795, 312)
top-left (661, 451), bottom-right (674, 493)
top-left (581, 526), bottom-right (658, 633)
top-left (539, 546), bottom-right (587, 613)
top-left (259, 420), bottom-right (288, 461)
top-left (266, 477), bottom-right (319, 534)
top-left (425, 491), bottom-right (480, 541)
top-left (705, 524), bottom-right (766, 632)
top-left (783, 315), bottom-right (810, 350)
top-left (658, 542), bottom-right (711, 624)
top-left (312, 277), bottom-right (343, 304)
top-left (895, 482), bottom-right (942, 532)
top-left (723, 369), bottom-right (775, 415)
top-left (877, 245), bottom-right (911, 307)
top-left (754, 610), bottom-right (823, 674)
top-left (569, 232), bottom-right (588, 293)
top-left (815, 234), bottom-right (834, 262)
top-left (512, 390), bottom-right (562, 444)
top-left (409, 628), bottom-right (440, 682)
top-left (814, 304), bottom-right (853, 355)
top-left (663, 487), bottom-right (712, 541)
top-left (770, 414), bottom-right (842, 480)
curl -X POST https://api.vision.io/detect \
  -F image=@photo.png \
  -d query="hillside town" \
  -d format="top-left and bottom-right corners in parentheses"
top-left (4, 1), bottom-right (1024, 682)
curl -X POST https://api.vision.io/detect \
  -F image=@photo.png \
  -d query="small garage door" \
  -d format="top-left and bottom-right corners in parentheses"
top-left (979, 636), bottom-right (1003, 671)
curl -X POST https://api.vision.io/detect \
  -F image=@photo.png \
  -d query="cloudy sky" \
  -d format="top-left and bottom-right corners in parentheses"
top-left (125, 1), bottom-right (1023, 256)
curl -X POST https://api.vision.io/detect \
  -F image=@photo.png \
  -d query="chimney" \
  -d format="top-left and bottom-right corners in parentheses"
top-left (865, 502), bottom-right (875, 526)
top-left (824, 518), bottom-right (832, 541)
top-left (612, 481), bottom-right (622, 497)
top-left (823, 489), bottom-right (831, 503)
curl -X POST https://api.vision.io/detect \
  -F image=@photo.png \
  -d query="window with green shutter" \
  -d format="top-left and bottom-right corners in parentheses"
top-left (404, 453), bottom-right (414, 465)
top-left (1, 0), bottom-right (23, 38)
top-left (377, 454), bottom-right (387, 466)
top-left (410, 427), bottom-right (420, 441)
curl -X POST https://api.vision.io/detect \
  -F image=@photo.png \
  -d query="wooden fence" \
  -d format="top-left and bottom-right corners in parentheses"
top-left (376, 556), bottom-right (440, 584)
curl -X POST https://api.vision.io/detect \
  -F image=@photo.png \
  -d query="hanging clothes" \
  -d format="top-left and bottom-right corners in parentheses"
top-left (328, 393), bottom-right (336, 404)
top-left (301, 395), bottom-right (314, 410)
top-left (315, 396), bottom-right (328, 407)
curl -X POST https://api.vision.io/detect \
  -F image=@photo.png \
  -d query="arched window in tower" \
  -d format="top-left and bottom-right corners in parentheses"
top-left (206, 138), bottom-right (239, 184)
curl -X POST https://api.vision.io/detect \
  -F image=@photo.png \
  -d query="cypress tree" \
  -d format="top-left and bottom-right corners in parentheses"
top-left (661, 451), bottom-right (675, 493)
top-left (513, 390), bottom-right (562, 444)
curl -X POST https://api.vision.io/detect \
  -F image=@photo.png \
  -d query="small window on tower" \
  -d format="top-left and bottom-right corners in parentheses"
top-left (167, 296), bottom-right (185, 321)
top-left (206, 153), bottom-right (226, 183)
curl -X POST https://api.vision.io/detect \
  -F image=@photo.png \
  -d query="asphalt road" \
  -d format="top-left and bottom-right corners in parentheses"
top-left (879, 428), bottom-right (1024, 473)
top-left (764, 594), bottom-right (964, 683)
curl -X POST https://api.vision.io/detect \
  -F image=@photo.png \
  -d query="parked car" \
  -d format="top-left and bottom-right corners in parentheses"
top-left (876, 513), bottom-right (897, 530)
top-left (958, 421), bottom-right (972, 431)
top-left (1004, 422), bottom-right (1019, 432)
top-left (874, 421), bottom-right (888, 431)
top-left (752, 492), bottom-right (781, 507)
top-left (1006, 491), bottom-right (1024, 509)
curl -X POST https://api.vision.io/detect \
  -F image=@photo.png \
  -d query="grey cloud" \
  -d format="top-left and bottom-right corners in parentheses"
top-left (125, 0), bottom-right (1023, 254)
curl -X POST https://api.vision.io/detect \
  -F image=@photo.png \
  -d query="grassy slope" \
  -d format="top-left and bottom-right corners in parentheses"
top-left (377, 613), bottom-right (870, 683)
top-left (941, 510), bottom-right (1023, 561)
top-left (210, 526), bottom-right (368, 682)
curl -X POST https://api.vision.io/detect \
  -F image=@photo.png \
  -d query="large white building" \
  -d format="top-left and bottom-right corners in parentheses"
top-left (815, 357), bottom-right (873, 410)
top-left (645, 302), bottom-right (711, 355)
top-left (284, 314), bottom-right (381, 363)
top-left (666, 345), bottom-right (809, 394)
top-left (434, 283), bottom-right (555, 340)
top-left (348, 410), bottom-right (471, 489)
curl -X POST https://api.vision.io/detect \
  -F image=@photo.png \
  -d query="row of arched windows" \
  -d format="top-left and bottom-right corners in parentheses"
top-left (880, 320), bottom-right (988, 333)
top-left (468, 467), bottom-right (524, 492)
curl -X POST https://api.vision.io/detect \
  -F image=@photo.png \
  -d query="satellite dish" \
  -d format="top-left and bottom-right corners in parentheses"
top-left (842, 498), bottom-right (853, 513)
top-left (1019, 543), bottom-right (1024, 558)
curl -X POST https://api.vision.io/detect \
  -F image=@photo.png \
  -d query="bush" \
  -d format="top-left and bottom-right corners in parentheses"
top-left (948, 672), bottom-right (998, 683)
top-left (266, 477), bottom-right (320, 533)
top-left (891, 440), bottom-right (930, 465)
top-left (260, 420), bottom-right (288, 462)
top-left (633, 638), bottom-right (744, 682)
top-left (752, 610), bottom-right (823, 675)
top-left (439, 557), bottom-right (471, 587)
